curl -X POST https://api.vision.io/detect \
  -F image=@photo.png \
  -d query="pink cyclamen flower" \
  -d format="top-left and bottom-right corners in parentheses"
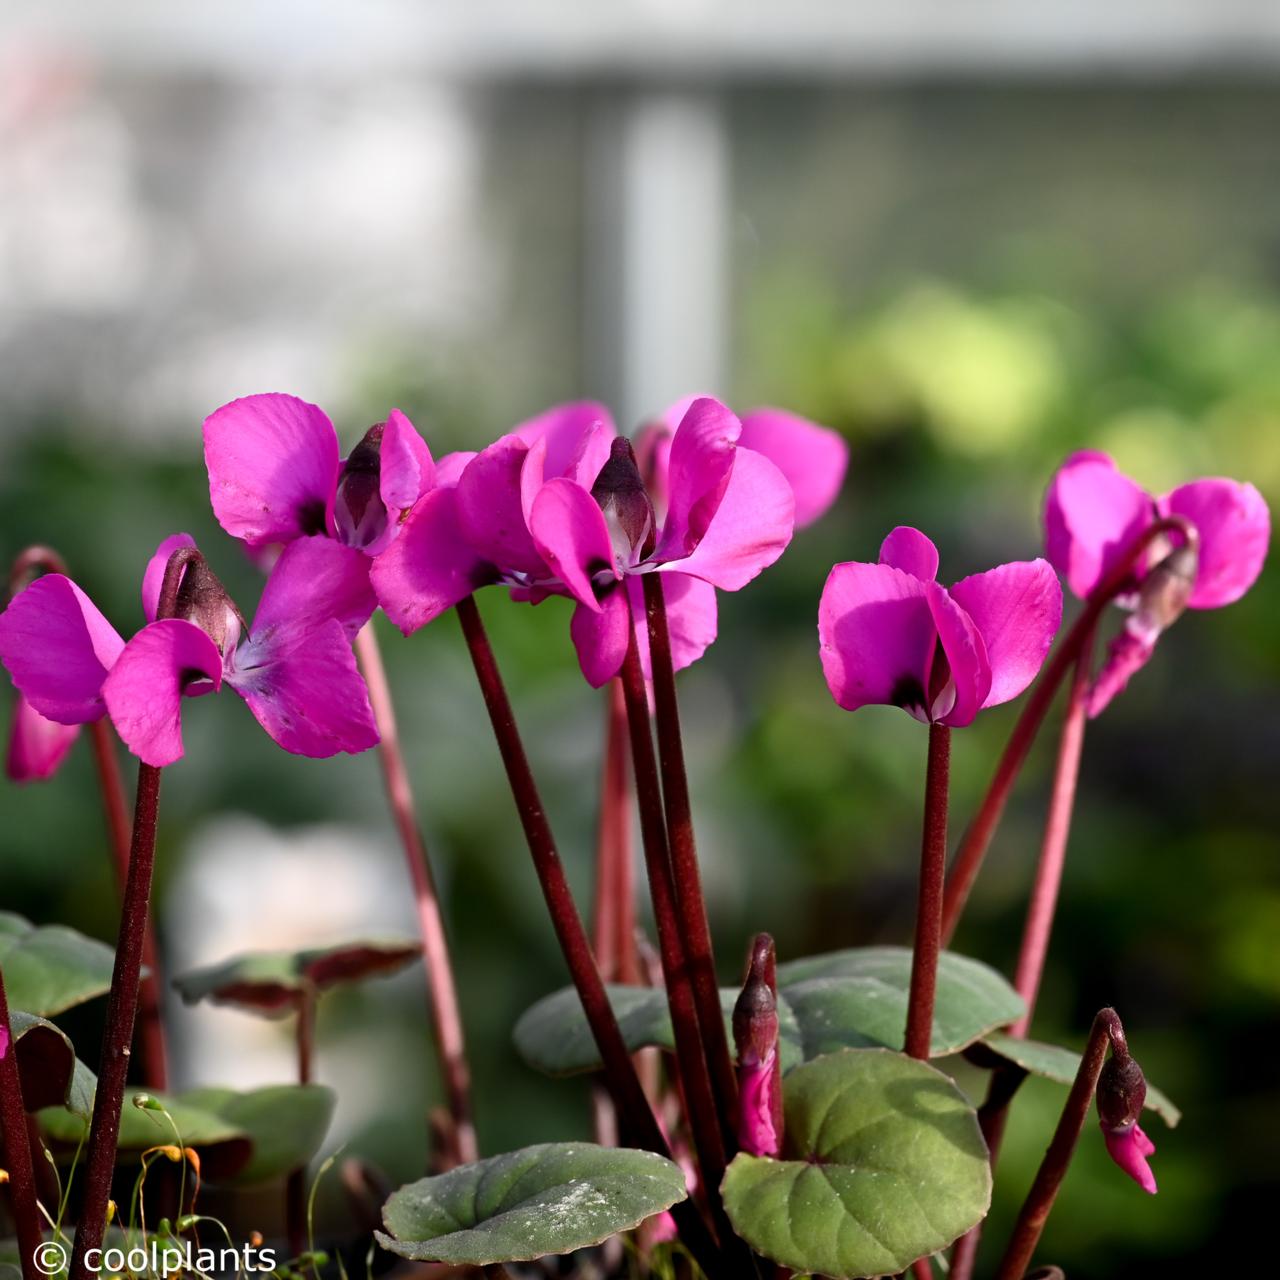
top-left (733, 934), bottom-right (784, 1159)
top-left (819, 526), bottom-right (1063, 726)
top-left (1044, 451), bottom-right (1269, 716)
top-left (7, 692), bottom-right (79, 782)
top-left (373, 397), bottom-right (797, 686)
top-left (0, 533), bottom-right (378, 767)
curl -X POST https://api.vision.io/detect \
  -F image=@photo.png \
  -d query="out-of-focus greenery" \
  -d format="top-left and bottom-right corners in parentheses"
top-left (2, 272), bottom-right (1276, 1277)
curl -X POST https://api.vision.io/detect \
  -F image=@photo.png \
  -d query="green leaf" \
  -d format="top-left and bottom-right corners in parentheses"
top-left (981, 1033), bottom-right (1181, 1127)
top-left (172, 938), bottom-right (421, 1017)
top-left (721, 1049), bottom-right (991, 1278)
top-left (376, 1143), bottom-right (688, 1266)
top-left (515, 947), bottom-right (1023, 1077)
top-left (0, 912), bottom-right (118, 1016)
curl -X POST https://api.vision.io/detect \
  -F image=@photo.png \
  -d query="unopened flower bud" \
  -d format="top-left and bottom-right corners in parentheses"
top-left (733, 933), bottom-right (783, 1157)
top-left (335, 424), bottom-right (389, 549)
top-left (173, 557), bottom-right (243, 656)
top-left (591, 438), bottom-right (655, 568)
top-left (1097, 1048), bottom-right (1157, 1195)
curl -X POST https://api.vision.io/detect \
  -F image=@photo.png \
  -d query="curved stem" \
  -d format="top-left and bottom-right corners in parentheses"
top-left (904, 723), bottom-right (951, 1060)
top-left (0, 970), bottom-right (43, 1280)
top-left (354, 622), bottom-right (477, 1165)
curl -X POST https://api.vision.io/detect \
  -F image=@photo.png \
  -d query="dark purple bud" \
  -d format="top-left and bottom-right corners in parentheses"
top-left (334, 424), bottom-right (389, 550)
top-left (734, 933), bottom-right (783, 1157)
top-left (173, 557), bottom-right (243, 655)
top-left (591, 437), bottom-right (655, 563)
top-left (1132, 541), bottom-right (1198, 640)
top-left (1096, 1051), bottom-right (1147, 1132)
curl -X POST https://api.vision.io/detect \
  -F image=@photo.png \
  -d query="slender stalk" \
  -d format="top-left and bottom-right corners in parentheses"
top-left (354, 622), bottom-right (477, 1165)
top-left (994, 1009), bottom-right (1123, 1280)
top-left (0, 969), bottom-right (43, 1280)
top-left (285, 990), bottom-right (317, 1257)
top-left (641, 574), bottom-right (738, 1142)
top-left (903, 723), bottom-right (951, 1060)
top-left (452, 596), bottom-right (722, 1276)
top-left (592, 679), bottom-right (638, 985)
top-left (70, 547), bottom-right (196, 1280)
top-left (940, 517), bottom-right (1195, 944)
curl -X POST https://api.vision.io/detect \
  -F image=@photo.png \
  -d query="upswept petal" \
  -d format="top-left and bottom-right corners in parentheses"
top-left (528, 477), bottom-right (616, 611)
top-left (379, 408), bottom-right (436, 517)
top-left (654, 397), bottom-right (741, 563)
top-left (252, 536), bottom-right (375, 642)
top-left (739, 408), bottom-right (848, 528)
top-left (657, 445), bottom-right (795, 591)
top-left (1044, 450), bottom-right (1154, 599)
top-left (370, 487), bottom-right (494, 636)
top-left (101, 620), bottom-right (224, 767)
top-left (1159, 478), bottom-right (1270, 609)
top-left (879, 527), bottom-right (940, 582)
top-left (512, 401), bottom-right (616, 485)
top-left (949, 559), bottom-right (1062, 708)
top-left (434, 451), bottom-right (477, 487)
top-left (627, 572), bottom-right (718, 681)
top-left (0, 576), bottom-right (125, 723)
top-left (570, 586), bottom-right (632, 688)
top-left (818, 561), bottom-right (937, 715)
top-left (142, 532), bottom-right (197, 623)
top-left (454, 435), bottom-right (545, 576)
top-left (226, 617), bottom-right (378, 758)
top-left (203, 393), bottom-right (341, 547)
top-left (924, 583), bottom-right (991, 727)
top-left (8, 695), bottom-right (80, 782)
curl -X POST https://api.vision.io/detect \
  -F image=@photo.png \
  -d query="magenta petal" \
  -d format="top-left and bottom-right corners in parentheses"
top-left (570, 588), bottom-right (631, 688)
top-left (879, 527), bottom-right (940, 582)
top-left (1086, 626), bottom-right (1156, 718)
top-left (949, 559), bottom-right (1062, 709)
top-left (252, 536), bottom-right (375, 642)
top-left (7, 695), bottom-right (80, 782)
top-left (102, 620), bottom-right (224, 767)
top-left (454, 435), bottom-right (545, 576)
top-left (203, 393), bottom-right (341, 547)
top-left (435, 451), bottom-right (477, 487)
top-left (142, 532), bottom-right (198, 623)
top-left (529, 478), bottom-right (616, 611)
top-left (925, 583), bottom-right (991, 727)
top-left (628, 573), bottom-right (718, 680)
top-left (379, 408), bottom-right (436, 517)
top-left (654, 397), bottom-right (741, 563)
top-left (1044, 450), bottom-right (1154, 599)
top-left (1159, 478), bottom-right (1270, 608)
top-left (370, 487), bottom-right (494, 635)
top-left (227, 617), bottom-right (378, 758)
top-left (1102, 1122), bottom-right (1158, 1194)
top-left (818, 561), bottom-right (937, 715)
top-left (0, 576), bottom-right (125, 723)
top-left (513, 401), bottom-right (617, 485)
top-left (739, 408), bottom-right (848, 528)
top-left (737, 1054), bottom-right (782, 1158)
top-left (658, 446), bottom-right (795, 592)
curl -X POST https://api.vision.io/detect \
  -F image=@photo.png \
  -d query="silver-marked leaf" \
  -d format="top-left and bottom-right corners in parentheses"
top-left (376, 1143), bottom-right (688, 1266)
top-left (722, 1049), bottom-right (991, 1278)
top-left (0, 912), bottom-right (118, 1016)
top-left (982, 1033), bottom-right (1181, 1127)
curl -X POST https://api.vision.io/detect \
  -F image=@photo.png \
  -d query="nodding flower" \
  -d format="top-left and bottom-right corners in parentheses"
top-left (733, 933), bottom-right (784, 1159)
top-left (819, 526), bottom-right (1063, 727)
top-left (1044, 451), bottom-right (1269, 715)
top-left (1096, 1043), bottom-right (1157, 1195)
top-left (0, 534), bottom-right (379, 767)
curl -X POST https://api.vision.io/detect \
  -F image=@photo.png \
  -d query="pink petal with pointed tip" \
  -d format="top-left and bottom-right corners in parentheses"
top-left (1102, 1123), bottom-right (1158, 1194)
top-left (142, 533), bottom-right (197, 623)
top-left (252, 536), bottom-right (375, 643)
top-left (657, 446), bottom-right (795, 591)
top-left (1044, 451), bottom-right (1154, 599)
top-left (1086, 626), bottom-right (1156, 718)
top-left (0, 576), bottom-right (125, 723)
top-left (879, 527), bottom-right (940, 582)
top-left (925, 583), bottom-right (991, 727)
top-left (627, 573), bottom-right (718, 681)
top-left (529, 477), bottom-right (616, 611)
top-left (370, 487), bottom-right (495, 636)
top-left (227, 617), bottom-right (378, 758)
top-left (512, 401), bottom-right (616, 482)
top-left (102, 620), bottom-right (224, 767)
top-left (454, 435), bottom-right (545, 576)
top-left (8, 694), bottom-right (80, 782)
top-left (739, 408), bottom-right (848, 528)
top-left (570, 587), bottom-right (632, 688)
top-left (379, 408), bottom-right (436, 521)
top-left (1159, 477), bottom-right (1269, 609)
top-left (434, 451), bottom-right (477, 487)
top-left (654, 397), bottom-right (741, 563)
top-left (203, 393), bottom-right (341, 547)
top-left (949, 559), bottom-right (1062, 709)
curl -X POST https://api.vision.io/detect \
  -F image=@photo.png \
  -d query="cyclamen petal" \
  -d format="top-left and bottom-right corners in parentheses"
top-left (1102, 1122), bottom-right (1158, 1195)
top-left (924, 582), bottom-right (991, 727)
top-left (512, 401), bottom-right (616, 488)
top-left (454, 435), bottom-right (546, 577)
top-left (142, 533), bottom-right (198, 623)
top-left (252, 536), bottom-right (376, 642)
top-left (880, 526), bottom-right (940, 582)
top-left (8, 695), bottom-right (80, 783)
top-left (739, 407), bottom-right (848, 528)
top-left (378, 408), bottom-right (436, 518)
top-left (627, 573), bottom-right (719, 683)
top-left (654, 397), bottom-right (740, 564)
top-left (1159, 477), bottom-right (1270, 609)
top-left (570, 587), bottom-right (632, 689)
top-left (0, 576), bottom-right (125, 724)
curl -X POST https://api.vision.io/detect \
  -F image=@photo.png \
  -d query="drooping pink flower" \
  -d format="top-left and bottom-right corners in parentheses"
top-left (1096, 1046), bottom-right (1157, 1193)
top-left (7, 692), bottom-right (79, 782)
top-left (1102, 1121), bottom-right (1158, 1195)
top-left (1044, 451), bottom-right (1270, 715)
top-left (733, 934), bottom-right (784, 1159)
top-left (819, 526), bottom-right (1062, 727)
top-left (372, 397), bottom-right (797, 686)
top-left (0, 534), bottom-right (378, 767)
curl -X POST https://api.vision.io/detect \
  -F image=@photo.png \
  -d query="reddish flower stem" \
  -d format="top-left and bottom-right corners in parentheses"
top-left (994, 1009), bottom-right (1125, 1280)
top-left (285, 990), bottom-right (317, 1257)
top-left (354, 622), bottom-right (477, 1165)
top-left (641, 573), bottom-right (738, 1141)
top-left (71, 547), bottom-right (196, 1280)
top-left (903, 722), bottom-right (951, 1060)
top-left (453, 596), bottom-right (723, 1277)
top-left (592, 678), bottom-right (638, 984)
top-left (940, 517), bottom-right (1195, 945)
top-left (0, 969), bottom-right (43, 1280)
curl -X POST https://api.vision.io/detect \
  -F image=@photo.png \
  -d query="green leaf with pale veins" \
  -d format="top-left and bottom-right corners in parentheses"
top-left (377, 1143), bottom-right (689, 1266)
top-left (982, 1033), bottom-right (1181, 1127)
top-left (721, 1049), bottom-right (991, 1279)
top-left (0, 912), bottom-right (118, 1016)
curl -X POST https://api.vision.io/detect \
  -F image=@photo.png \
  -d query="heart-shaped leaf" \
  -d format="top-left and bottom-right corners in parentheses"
top-left (7, 1011), bottom-right (94, 1114)
top-left (0, 912), bottom-right (118, 1016)
top-left (721, 1049), bottom-right (991, 1278)
top-left (981, 1033), bottom-right (1181, 1127)
top-left (515, 947), bottom-right (1023, 1077)
top-left (377, 1143), bottom-right (688, 1266)
top-left (172, 938), bottom-right (421, 1017)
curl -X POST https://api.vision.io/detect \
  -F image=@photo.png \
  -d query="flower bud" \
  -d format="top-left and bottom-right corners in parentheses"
top-left (173, 557), bottom-right (243, 656)
top-left (1097, 1049), bottom-right (1157, 1195)
top-left (733, 933), bottom-right (783, 1157)
top-left (1131, 541), bottom-right (1198, 644)
top-left (334, 424), bottom-right (389, 550)
top-left (591, 438), bottom-right (655, 568)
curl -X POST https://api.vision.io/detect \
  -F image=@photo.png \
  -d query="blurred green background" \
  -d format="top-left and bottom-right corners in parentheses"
top-left (2, 27), bottom-right (1278, 1278)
